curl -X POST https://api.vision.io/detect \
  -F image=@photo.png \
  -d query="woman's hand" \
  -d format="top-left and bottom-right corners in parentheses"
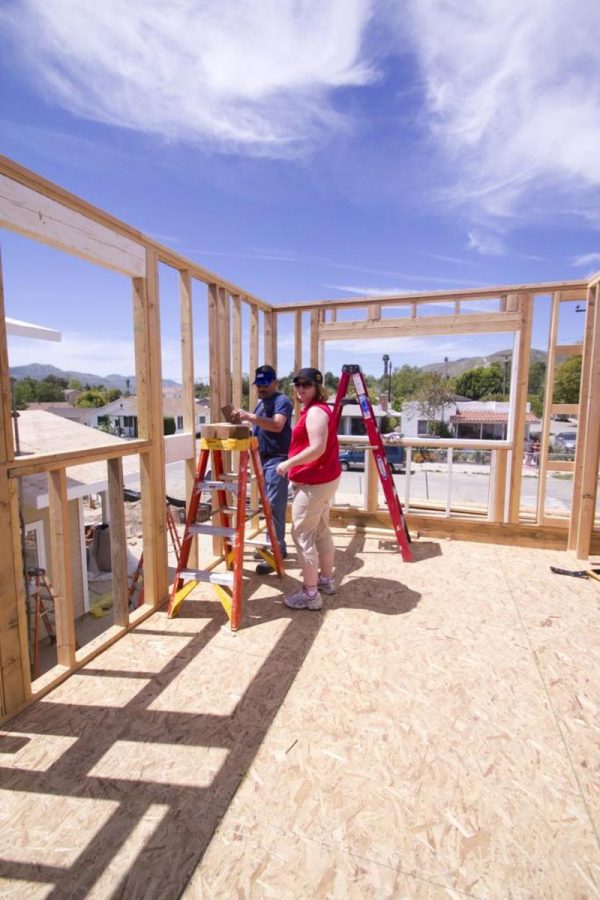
top-left (276, 459), bottom-right (290, 476)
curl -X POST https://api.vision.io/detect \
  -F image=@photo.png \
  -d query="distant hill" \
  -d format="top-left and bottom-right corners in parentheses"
top-left (421, 348), bottom-right (548, 379)
top-left (9, 363), bottom-right (180, 392)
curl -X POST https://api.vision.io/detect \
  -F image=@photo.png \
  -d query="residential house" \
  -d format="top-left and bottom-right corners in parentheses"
top-left (401, 399), bottom-right (539, 441)
top-left (83, 394), bottom-right (210, 437)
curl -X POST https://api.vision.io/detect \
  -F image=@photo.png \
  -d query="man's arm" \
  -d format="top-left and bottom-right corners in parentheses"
top-left (232, 394), bottom-right (291, 432)
top-left (234, 409), bottom-right (287, 432)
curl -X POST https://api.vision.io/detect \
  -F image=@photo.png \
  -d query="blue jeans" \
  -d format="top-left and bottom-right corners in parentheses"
top-left (261, 457), bottom-right (289, 556)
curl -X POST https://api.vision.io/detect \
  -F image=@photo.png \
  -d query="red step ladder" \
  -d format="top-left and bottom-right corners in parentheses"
top-left (333, 364), bottom-right (412, 561)
top-left (167, 427), bottom-right (284, 630)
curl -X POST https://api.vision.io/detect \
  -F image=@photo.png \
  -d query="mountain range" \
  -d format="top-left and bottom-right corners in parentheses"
top-left (421, 348), bottom-right (548, 379)
top-left (9, 349), bottom-right (555, 390)
top-left (8, 363), bottom-right (179, 392)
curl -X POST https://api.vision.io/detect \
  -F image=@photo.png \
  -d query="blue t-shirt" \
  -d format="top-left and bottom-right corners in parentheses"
top-left (253, 392), bottom-right (292, 460)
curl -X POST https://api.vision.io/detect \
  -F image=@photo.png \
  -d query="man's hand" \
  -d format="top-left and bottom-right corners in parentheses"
top-left (231, 408), bottom-right (253, 424)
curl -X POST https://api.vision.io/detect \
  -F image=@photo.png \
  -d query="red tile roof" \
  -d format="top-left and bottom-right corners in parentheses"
top-left (450, 411), bottom-right (539, 424)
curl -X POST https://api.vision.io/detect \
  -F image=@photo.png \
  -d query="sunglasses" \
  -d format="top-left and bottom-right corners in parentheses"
top-left (294, 381), bottom-right (314, 388)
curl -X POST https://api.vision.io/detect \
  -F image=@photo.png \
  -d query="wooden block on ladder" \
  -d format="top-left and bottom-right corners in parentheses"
top-left (167, 423), bottom-right (285, 630)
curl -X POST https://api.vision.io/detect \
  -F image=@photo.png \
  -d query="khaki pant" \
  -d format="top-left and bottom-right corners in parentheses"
top-left (290, 477), bottom-right (340, 568)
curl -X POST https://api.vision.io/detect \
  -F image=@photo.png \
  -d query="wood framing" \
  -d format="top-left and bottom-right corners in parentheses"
top-left (0, 251), bottom-right (30, 716)
top-left (507, 294), bottom-right (533, 523)
top-left (1, 155), bottom-right (598, 721)
top-left (132, 253), bottom-right (168, 608)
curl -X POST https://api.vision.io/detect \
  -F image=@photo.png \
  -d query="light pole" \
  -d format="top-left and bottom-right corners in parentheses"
top-left (502, 356), bottom-right (509, 396)
top-left (383, 353), bottom-right (392, 403)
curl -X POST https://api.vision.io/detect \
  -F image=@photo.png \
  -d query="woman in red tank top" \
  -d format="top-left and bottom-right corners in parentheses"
top-left (276, 368), bottom-right (341, 610)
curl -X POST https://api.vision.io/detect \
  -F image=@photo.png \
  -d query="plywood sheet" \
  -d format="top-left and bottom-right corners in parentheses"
top-left (0, 535), bottom-right (598, 898)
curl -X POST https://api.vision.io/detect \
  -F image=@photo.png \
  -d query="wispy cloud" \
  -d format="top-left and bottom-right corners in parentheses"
top-left (572, 252), bottom-right (600, 267)
top-left (405, 1), bottom-right (600, 223)
top-left (467, 231), bottom-right (505, 257)
top-left (1, 0), bottom-right (377, 157)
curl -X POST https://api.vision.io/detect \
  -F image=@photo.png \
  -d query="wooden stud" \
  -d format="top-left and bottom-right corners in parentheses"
top-left (264, 310), bottom-right (277, 370)
top-left (537, 292), bottom-right (560, 523)
top-left (310, 309), bottom-right (319, 368)
top-left (568, 283), bottom-right (595, 551)
top-left (490, 447), bottom-right (508, 523)
top-left (293, 310), bottom-right (302, 421)
top-left (249, 306), bottom-right (259, 412)
top-left (48, 469), bottom-right (76, 667)
top-left (179, 269), bottom-right (197, 568)
top-left (132, 251), bottom-right (168, 607)
top-left (573, 283), bottom-right (600, 558)
top-left (107, 458), bottom-right (128, 627)
top-left (508, 293), bottom-right (533, 523)
top-left (232, 295), bottom-right (242, 408)
top-left (0, 249), bottom-right (30, 715)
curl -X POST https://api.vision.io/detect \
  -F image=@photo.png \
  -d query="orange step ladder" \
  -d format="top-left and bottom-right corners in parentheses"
top-left (167, 425), bottom-right (284, 630)
top-left (332, 364), bottom-right (412, 561)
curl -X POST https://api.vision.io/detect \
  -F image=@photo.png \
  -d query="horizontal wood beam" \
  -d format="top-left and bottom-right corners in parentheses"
top-left (320, 312), bottom-right (522, 340)
top-left (546, 460), bottom-right (574, 472)
top-left (551, 403), bottom-right (579, 416)
top-left (556, 343), bottom-right (583, 356)
top-left (7, 440), bottom-right (151, 478)
top-left (0, 174), bottom-right (146, 277)
top-left (273, 280), bottom-right (588, 313)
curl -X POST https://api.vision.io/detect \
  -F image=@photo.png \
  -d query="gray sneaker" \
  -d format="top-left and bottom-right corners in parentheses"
top-left (283, 589), bottom-right (323, 610)
top-left (317, 575), bottom-right (336, 595)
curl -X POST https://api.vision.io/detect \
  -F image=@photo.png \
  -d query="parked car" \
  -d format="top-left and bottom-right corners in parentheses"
top-left (553, 431), bottom-right (577, 452)
top-left (339, 445), bottom-right (406, 473)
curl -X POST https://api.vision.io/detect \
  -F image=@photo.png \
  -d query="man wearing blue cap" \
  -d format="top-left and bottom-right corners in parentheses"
top-left (231, 365), bottom-right (292, 573)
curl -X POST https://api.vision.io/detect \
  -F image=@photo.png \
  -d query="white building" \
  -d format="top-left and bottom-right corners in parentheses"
top-left (401, 399), bottom-right (539, 440)
top-left (83, 395), bottom-right (210, 437)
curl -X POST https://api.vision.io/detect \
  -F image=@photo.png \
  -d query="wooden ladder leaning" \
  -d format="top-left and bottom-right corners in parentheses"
top-left (167, 424), bottom-right (284, 630)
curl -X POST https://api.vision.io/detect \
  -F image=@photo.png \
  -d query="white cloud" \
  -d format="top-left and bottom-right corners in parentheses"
top-left (572, 252), bottom-right (600, 267)
top-left (405, 1), bottom-right (600, 222)
top-left (467, 231), bottom-right (505, 257)
top-left (1, 0), bottom-right (376, 156)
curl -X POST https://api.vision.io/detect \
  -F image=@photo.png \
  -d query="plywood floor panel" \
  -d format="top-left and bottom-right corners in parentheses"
top-left (1, 533), bottom-right (599, 898)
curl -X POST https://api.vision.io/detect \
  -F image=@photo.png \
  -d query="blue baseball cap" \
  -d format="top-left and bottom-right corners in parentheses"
top-left (253, 365), bottom-right (277, 386)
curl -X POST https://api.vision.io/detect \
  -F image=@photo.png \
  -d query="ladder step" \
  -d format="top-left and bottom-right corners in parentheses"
top-left (244, 537), bottom-right (272, 547)
top-left (180, 569), bottom-right (237, 586)
top-left (188, 524), bottom-right (236, 538)
top-left (197, 480), bottom-right (240, 493)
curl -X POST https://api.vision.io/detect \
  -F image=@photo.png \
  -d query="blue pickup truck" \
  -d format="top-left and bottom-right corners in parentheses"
top-left (339, 445), bottom-right (406, 473)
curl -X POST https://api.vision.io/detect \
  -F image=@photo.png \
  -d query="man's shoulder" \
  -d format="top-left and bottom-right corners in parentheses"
top-left (273, 392), bottom-right (292, 412)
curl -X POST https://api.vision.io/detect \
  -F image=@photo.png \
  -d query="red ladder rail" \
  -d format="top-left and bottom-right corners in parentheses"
top-left (333, 364), bottom-right (412, 562)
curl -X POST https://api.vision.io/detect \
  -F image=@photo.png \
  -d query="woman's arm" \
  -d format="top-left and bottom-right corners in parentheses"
top-left (276, 407), bottom-right (328, 475)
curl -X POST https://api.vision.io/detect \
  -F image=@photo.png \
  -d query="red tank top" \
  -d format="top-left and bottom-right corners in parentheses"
top-left (288, 402), bottom-right (341, 485)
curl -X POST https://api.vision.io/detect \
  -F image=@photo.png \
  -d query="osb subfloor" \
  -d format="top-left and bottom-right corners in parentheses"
top-left (1, 531), bottom-right (599, 899)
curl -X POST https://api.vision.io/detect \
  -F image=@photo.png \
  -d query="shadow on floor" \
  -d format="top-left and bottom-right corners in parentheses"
top-left (0, 535), bottom-right (420, 898)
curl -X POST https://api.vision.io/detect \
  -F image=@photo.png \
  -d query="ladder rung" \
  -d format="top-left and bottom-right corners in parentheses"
top-left (197, 480), bottom-right (240, 492)
top-left (244, 537), bottom-right (272, 547)
top-left (180, 569), bottom-right (236, 586)
top-left (188, 524), bottom-right (236, 538)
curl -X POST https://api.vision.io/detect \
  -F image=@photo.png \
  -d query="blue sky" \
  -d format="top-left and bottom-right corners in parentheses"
top-left (1, 0), bottom-right (600, 383)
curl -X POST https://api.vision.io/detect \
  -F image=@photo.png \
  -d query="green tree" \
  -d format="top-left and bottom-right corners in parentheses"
top-left (528, 360), bottom-right (546, 394)
top-left (553, 356), bottom-right (581, 404)
top-left (75, 390), bottom-right (108, 408)
top-left (163, 416), bottom-right (176, 436)
top-left (454, 364), bottom-right (503, 400)
top-left (68, 378), bottom-right (84, 390)
top-left (389, 365), bottom-right (428, 409)
top-left (414, 374), bottom-right (456, 432)
top-left (194, 381), bottom-right (210, 399)
top-left (43, 374), bottom-right (68, 389)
